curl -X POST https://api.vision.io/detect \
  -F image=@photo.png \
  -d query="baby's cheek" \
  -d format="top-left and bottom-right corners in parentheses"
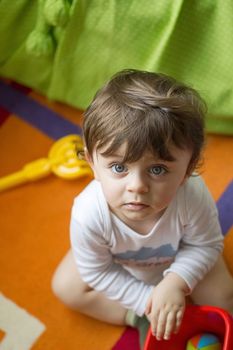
top-left (153, 186), bottom-right (176, 207)
top-left (102, 182), bottom-right (119, 201)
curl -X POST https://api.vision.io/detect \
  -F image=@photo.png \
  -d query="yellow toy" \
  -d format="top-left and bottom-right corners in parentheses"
top-left (0, 134), bottom-right (92, 192)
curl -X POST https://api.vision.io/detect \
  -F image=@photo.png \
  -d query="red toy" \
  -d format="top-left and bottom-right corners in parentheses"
top-left (143, 304), bottom-right (233, 350)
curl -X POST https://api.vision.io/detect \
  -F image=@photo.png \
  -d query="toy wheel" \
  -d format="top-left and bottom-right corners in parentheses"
top-left (48, 134), bottom-right (92, 179)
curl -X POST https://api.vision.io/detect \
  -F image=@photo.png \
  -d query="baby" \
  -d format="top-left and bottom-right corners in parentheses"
top-left (52, 69), bottom-right (233, 343)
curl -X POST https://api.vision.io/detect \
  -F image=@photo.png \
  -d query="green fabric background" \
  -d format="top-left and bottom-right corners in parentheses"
top-left (0, 0), bottom-right (233, 134)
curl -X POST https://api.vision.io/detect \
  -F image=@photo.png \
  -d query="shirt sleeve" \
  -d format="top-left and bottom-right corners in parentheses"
top-left (163, 176), bottom-right (224, 291)
top-left (70, 185), bottom-right (153, 316)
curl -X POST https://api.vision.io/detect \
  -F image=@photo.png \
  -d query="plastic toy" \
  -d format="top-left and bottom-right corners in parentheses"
top-left (0, 134), bottom-right (92, 192)
top-left (143, 305), bottom-right (233, 350)
top-left (186, 333), bottom-right (221, 350)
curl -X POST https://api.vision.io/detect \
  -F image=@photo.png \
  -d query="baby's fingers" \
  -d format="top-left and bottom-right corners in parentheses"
top-left (174, 309), bottom-right (184, 334)
top-left (163, 311), bottom-right (177, 340)
top-left (153, 311), bottom-right (167, 340)
top-left (150, 310), bottom-right (159, 338)
top-left (152, 308), bottom-right (184, 340)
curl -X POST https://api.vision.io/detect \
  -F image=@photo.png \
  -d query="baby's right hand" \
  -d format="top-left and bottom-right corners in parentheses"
top-left (145, 273), bottom-right (188, 340)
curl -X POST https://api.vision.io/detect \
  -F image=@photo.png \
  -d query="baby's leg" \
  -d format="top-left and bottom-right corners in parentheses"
top-left (51, 250), bottom-right (127, 325)
top-left (191, 255), bottom-right (233, 314)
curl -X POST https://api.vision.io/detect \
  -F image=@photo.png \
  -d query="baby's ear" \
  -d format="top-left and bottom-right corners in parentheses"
top-left (180, 165), bottom-right (192, 185)
top-left (84, 148), bottom-right (99, 180)
top-left (180, 174), bottom-right (189, 186)
top-left (84, 147), bottom-right (93, 164)
top-left (180, 166), bottom-right (193, 185)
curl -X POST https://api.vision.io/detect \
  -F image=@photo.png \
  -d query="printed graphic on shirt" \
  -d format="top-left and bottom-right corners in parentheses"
top-left (113, 244), bottom-right (177, 268)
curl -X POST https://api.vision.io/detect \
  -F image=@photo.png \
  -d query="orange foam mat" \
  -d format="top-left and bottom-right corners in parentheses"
top-left (202, 135), bottom-right (233, 201)
top-left (0, 115), bottom-right (124, 349)
top-left (0, 88), bottom-right (233, 349)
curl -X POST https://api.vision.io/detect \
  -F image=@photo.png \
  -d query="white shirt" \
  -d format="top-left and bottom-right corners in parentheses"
top-left (70, 176), bottom-right (223, 316)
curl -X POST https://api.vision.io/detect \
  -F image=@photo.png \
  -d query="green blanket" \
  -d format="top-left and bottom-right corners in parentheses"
top-left (1, 0), bottom-right (233, 134)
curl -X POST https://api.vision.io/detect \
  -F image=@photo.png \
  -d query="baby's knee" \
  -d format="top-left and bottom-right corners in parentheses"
top-left (203, 285), bottom-right (233, 314)
top-left (51, 268), bottom-right (88, 310)
top-left (51, 270), bottom-right (68, 302)
top-left (216, 288), bottom-right (233, 314)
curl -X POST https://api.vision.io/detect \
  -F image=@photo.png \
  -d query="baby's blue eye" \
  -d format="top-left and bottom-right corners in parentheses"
top-left (150, 166), bottom-right (166, 175)
top-left (111, 164), bottom-right (126, 173)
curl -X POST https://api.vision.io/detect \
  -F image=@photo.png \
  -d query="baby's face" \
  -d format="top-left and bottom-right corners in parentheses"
top-left (87, 143), bottom-right (192, 234)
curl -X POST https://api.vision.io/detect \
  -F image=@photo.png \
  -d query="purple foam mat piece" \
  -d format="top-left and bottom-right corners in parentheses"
top-left (112, 327), bottom-right (140, 350)
top-left (0, 80), bottom-right (82, 140)
top-left (0, 105), bottom-right (10, 126)
top-left (217, 180), bottom-right (233, 236)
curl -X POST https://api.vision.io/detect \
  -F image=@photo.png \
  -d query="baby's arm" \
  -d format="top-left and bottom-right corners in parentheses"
top-left (145, 178), bottom-right (224, 341)
top-left (71, 215), bottom-right (153, 316)
top-left (145, 272), bottom-right (189, 340)
top-left (145, 177), bottom-right (223, 340)
top-left (164, 177), bottom-right (224, 292)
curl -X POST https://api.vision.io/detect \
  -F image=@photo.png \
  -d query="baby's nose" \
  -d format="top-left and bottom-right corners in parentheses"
top-left (126, 172), bottom-right (149, 193)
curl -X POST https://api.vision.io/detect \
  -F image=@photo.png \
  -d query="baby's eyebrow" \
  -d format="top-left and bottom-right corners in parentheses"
top-left (101, 152), bottom-right (124, 159)
top-left (143, 155), bottom-right (177, 163)
top-left (157, 157), bottom-right (177, 163)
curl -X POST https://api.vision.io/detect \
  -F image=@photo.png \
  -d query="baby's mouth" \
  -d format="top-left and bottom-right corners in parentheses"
top-left (124, 202), bottom-right (149, 211)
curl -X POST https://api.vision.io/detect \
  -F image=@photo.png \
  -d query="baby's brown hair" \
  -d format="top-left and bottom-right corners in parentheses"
top-left (83, 69), bottom-right (206, 174)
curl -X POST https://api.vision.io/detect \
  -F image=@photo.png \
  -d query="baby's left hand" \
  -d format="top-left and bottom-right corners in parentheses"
top-left (145, 273), bottom-right (188, 340)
